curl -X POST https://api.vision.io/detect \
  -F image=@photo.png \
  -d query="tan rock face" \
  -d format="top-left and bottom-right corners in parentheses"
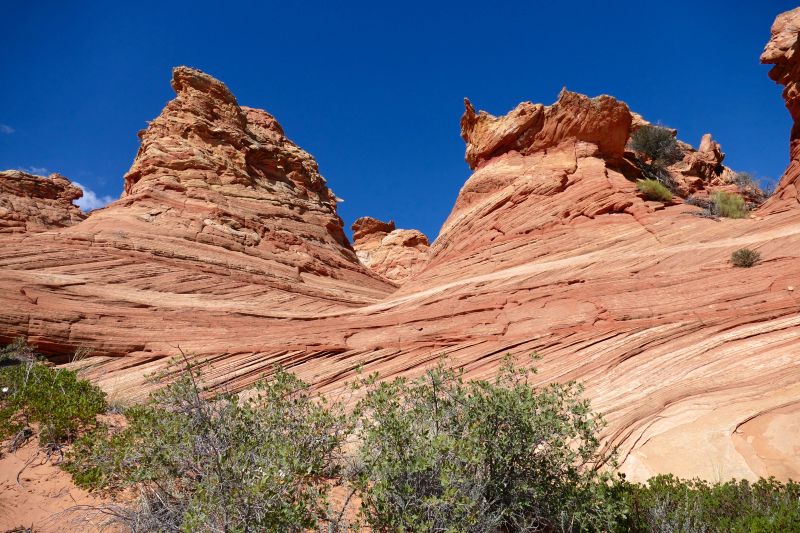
top-left (351, 217), bottom-right (430, 284)
top-left (761, 7), bottom-right (800, 213)
top-left (0, 170), bottom-right (87, 233)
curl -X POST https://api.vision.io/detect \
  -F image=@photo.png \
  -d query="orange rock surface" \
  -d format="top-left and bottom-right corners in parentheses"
top-left (0, 170), bottom-right (87, 234)
top-left (351, 217), bottom-right (430, 284)
top-left (2, 7), bottom-right (800, 498)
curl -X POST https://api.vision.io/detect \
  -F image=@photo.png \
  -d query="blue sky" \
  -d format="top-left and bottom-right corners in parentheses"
top-left (1, 0), bottom-right (796, 239)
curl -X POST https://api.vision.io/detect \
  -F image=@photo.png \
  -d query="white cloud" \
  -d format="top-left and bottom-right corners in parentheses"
top-left (0, 125), bottom-right (14, 134)
top-left (72, 182), bottom-right (115, 212)
top-left (17, 166), bottom-right (48, 175)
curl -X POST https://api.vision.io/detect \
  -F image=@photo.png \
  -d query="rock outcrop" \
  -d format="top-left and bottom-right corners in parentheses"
top-left (761, 6), bottom-right (800, 213)
top-left (4, 15), bottom-right (800, 492)
top-left (0, 66), bottom-right (396, 357)
top-left (0, 170), bottom-right (87, 233)
top-left (351, 217), bottom-right (430, 283)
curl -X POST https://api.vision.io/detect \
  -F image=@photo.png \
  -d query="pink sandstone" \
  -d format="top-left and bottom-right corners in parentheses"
top-left (1, 11), bottom-right (800, 494)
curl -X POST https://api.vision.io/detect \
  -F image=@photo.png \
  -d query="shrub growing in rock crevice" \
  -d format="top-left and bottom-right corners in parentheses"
top-left (636, 179), bottom-right (673, 202)
top-left (628, 125), bottom-right (683, 190)
top-left (731, 248), bottom-right (761, 268)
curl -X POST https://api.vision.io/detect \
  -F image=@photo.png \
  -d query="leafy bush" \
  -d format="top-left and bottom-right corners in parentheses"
top-left (712, 191), bottom-right (748, 219)
top-left (353, 355), bottom-right (619, 533)
top-left (731, 248), bottom-right (761, 268)
top-left (0, 340), bottom-right (107, 448)
top-left (613, 475), bottom-right (800, 532)
top-left (636, 179), bottom-right (674, 202)
top-left (67, 357), bottom-right (352, 533)
top-left (628, 125), bottom-right (683, 190)
top-left (0, 337), bottom-right (37, 366)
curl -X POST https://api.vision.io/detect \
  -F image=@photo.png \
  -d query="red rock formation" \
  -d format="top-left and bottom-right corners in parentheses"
top-left (761, 7), bottom-right (800, 213)
top-left (0, 170), bottom-right (87, 233)
top-left (4, 23), bottom-right (800, 491)
top-left (351, 217), bottom-right (429, 283)
top-left (461, 89), bottom-right (632, 170)
top-left (0, 66), bottom-right (396, 356)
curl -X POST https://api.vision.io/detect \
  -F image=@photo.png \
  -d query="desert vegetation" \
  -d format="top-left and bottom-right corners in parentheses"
top-left (627, 125), bottom-right (683, 190)
top-left (2, 339), bottom-right (800, 532)
top-left (731, 248), bottom-right (761, 268)
top-left (636, 179), bottom-right (674, 203)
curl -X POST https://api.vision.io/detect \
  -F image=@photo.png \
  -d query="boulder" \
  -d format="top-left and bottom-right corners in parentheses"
top-left (351, 217), bottom-right (429, 284)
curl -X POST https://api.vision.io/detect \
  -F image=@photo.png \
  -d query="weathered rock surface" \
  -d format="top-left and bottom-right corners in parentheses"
top-left (351, 216), bottom-right (430, 283)
top-left (761, 6), bottom-right (800, 213)
top-left (0, 66), bottom-right (396, 356)
top-left (0, 170), bottom-right (87, 233)
top-left (4, 12), bottom-right (800, 493)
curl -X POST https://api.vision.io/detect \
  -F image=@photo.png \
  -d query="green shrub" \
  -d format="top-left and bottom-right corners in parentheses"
top-left (636, 179), bottom-right (674, 202)
top-left (67, 358), bottom-right (352, 532)
top-left (612, 475), bottom-right (800, 532)
top-left (353, 355), bottom-right (619, 533)
top-left (0, 341), bottom-right (107, 448)
top-left (628, 125), bottom-right (683, 190)
top-left (712, 191), bottom-right (748, 218)
top-left (0, 337), bottom-right (37, 366)
top-left (731, 248), bottom-right (761, 268)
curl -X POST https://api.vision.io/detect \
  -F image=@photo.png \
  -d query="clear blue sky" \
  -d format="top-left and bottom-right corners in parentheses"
top-left (1, 0), bottom-right (796, 240)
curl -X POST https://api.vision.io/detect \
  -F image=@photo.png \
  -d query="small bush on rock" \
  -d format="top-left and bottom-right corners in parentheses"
top-left (628, 125), bottom-right (683, 190)
top-left (636, 179), bottom-right (673, 202)
top-left (731, 248), bottom-right (761, 268)
top-left (713, 191), bottom-right (748, 219)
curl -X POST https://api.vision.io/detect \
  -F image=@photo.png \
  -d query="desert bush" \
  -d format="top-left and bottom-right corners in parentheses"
top-left (0, 337), bottom-right (37, 366)
top-left (628, 125), bottom-right (683, 190)
top-left (731, 248), bottom-right (761, 268)
top-left (67, 356), bottom-right (353, 533)
top-left (0, 340), bottom-right (106, 449)
top-left (613, 475), bottom-right (800, 532)
top-left (732, 171), bottom-right (775, 204)
top-left (712, 191), bottom-right (748, 219)
top-left (353, 355), bottom-right (619, 533)
top-left (636, 179), bottom-right (674, 202)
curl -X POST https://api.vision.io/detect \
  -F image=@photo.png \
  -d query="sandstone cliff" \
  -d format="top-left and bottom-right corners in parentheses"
top-left (3, 13), bottom-right (800, 490)
top-left (351, 217), bottom-right (430, 284)
top-left (0, 170), bottom-right (87, 233)
top-left (761, 6), bottom-right (800, 213)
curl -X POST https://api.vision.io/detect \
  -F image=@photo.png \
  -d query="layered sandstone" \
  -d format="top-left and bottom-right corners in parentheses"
top-left (0, 67), bottom-right (396, 357)
top-left (3, 13), bottom-right (800, 494)
top-left (761, 6), bottom-right (800, 213)
top-left (351, 217), bottom-right (430, 283)
top-left (0, 170), bottom-right (87, 233)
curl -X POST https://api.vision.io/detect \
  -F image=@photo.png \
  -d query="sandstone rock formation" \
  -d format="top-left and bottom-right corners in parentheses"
top-left (351, 216), bottom-right (430, 283)
top-left (761, 6), bottom-right (800, 213)
top-left (3, 15), bottom-right (800, 492)
top-left (0, 170), bottom-right (87, 233)
top-left (0, 66), bottom-right (396, 357)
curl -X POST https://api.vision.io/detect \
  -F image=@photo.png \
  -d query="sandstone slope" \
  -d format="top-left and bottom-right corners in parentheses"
top-left (0, 67), bottom-right (396, 358)
top-left (0, 170), bottom-right (87, 233)
top-left (351, 216), bottom-right (430, 284)
top-left (2, 8), bottom-right (800, 491)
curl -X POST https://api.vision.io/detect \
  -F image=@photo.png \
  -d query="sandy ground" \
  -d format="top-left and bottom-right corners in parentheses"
top-left (0, 427), bottom-right (119, 532)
